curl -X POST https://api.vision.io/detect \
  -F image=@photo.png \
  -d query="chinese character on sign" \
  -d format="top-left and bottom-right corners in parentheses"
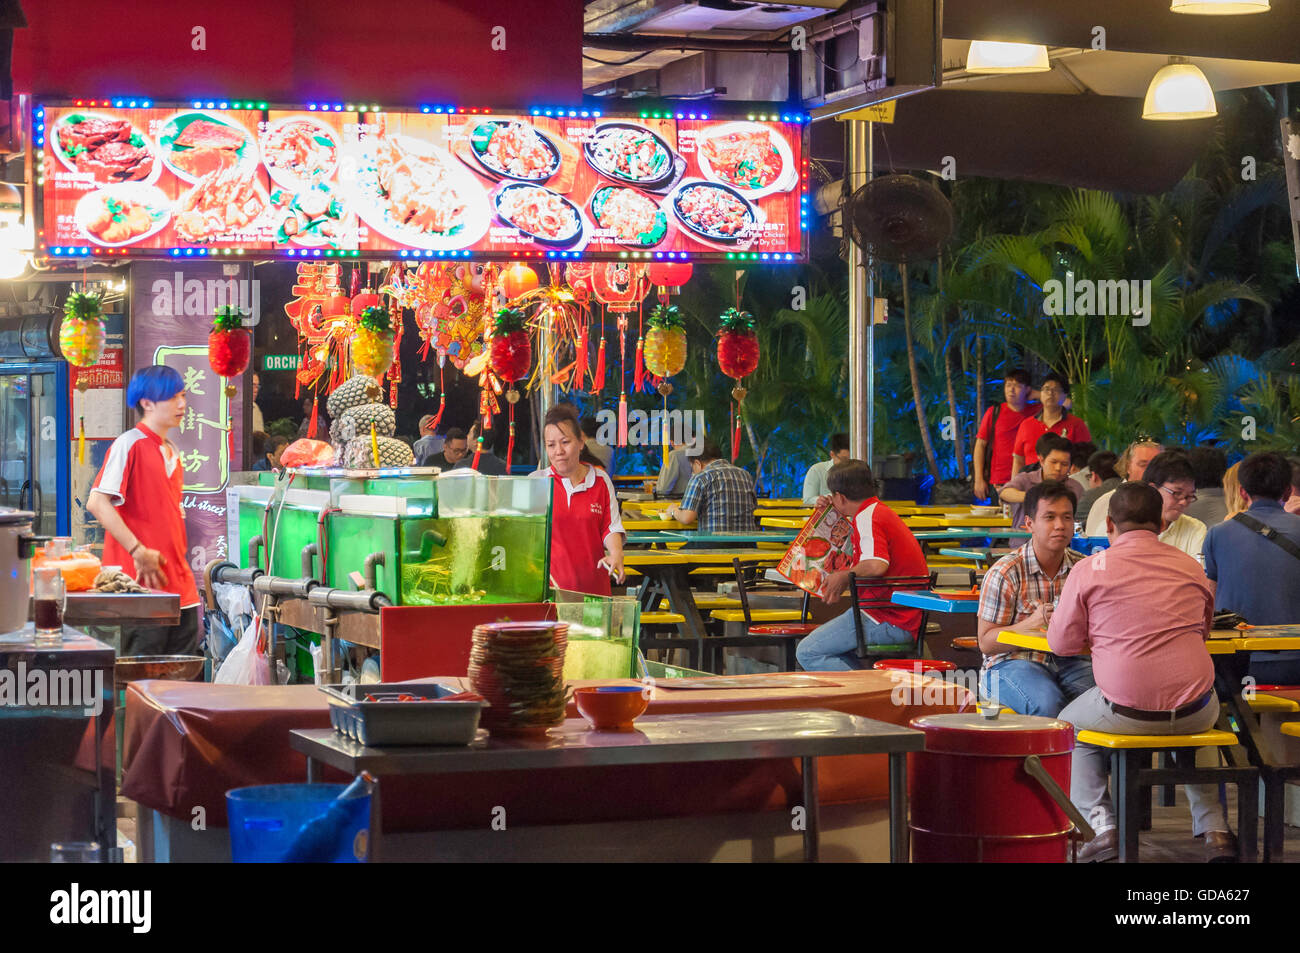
top-left (182, 367), bottom-right (207, 395)
top-left (180, 449), bottom-right (210, 473)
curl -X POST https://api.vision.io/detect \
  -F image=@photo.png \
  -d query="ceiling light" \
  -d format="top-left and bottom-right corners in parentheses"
top-left (1170, 0), bottom-right (1269, 14)
top-left (1142, 57), bottom-right (1217, 120)
top-left (965, 41), bottom-right (1051, 74)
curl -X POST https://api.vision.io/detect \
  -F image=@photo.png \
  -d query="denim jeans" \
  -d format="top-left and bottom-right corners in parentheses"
top-left (795, 609), bottom-right (913, 672)
top-left (979, 656), bottom-right (1096, 717)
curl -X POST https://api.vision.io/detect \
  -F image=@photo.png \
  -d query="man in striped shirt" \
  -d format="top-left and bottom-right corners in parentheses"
top-left (663, 441), bottom-right (757, 533)
top-left (976, 481), bottom-right (1095, 715)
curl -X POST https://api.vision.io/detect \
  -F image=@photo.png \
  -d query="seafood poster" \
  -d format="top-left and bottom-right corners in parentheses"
top-left (41, 104), bottom-right (806, 259)
top-left (776, 499), bottom-right (855, 600)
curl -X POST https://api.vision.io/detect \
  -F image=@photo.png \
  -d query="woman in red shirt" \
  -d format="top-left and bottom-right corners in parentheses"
top-left (1011, 374), bottom-right (1091, 475)
top-left (532, 405), bottom-right (625, 596)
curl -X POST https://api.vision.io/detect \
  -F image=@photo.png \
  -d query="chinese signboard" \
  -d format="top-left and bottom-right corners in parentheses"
top-left (131, 261), bottom-right (251, 588)
top-left (39, 103), bottom-right (807, 261)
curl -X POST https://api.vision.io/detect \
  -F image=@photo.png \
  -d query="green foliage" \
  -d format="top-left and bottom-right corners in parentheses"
top-left (63, 292), bottom-right (102, 322)
top-left (647, 304), bottom-right (685, 331)
top-left (212, 305), bottom-right (245, 332)
top-left (492, 307), bottom-right (527, 335)
top-left (359, 305), bottom-right (391, 334)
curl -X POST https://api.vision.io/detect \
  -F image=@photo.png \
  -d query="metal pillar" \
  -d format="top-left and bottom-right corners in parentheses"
top-left (846, 119), bottom-right (874, 466)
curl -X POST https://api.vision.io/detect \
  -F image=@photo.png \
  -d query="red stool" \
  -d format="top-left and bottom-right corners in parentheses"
top-left (873, 658), bottom-right (957, 673)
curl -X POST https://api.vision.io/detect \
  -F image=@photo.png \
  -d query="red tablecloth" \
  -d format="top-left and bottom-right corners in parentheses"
top-left (123, 671), bottom-right (970, 831)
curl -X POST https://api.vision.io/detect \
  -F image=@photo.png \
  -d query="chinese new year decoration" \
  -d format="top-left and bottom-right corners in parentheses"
top-left (488, 307), bottom-right (532, 466)
top-left (208, 305), bottom-right (250, 462)
top-left (718, 307), bottom-right (759, 462)
top-left (353, 305), bottom-right (395, 398)
top-left (61, 291), bottom-right (106, 464)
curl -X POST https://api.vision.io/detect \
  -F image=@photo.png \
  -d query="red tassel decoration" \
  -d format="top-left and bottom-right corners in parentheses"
top-left (591, 335), bottom-right (606, 395)
top-left (573, 322), bottom-right (589, 389)
top-left (732, 405), bottom-right (742, 462)
top-left (617, 394), bottom-right (629, 446)
top-left (472, 436), bottom-right (484, 471)
top-left (506, 412), bottom-right (516, 467)
top-left (633, 337), bottom-right (645, 393)
top-left (308, 395), bottom-right (320, 440)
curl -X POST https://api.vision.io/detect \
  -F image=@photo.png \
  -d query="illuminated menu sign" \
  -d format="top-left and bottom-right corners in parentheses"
top-left (39, 104), bottom-right (807, 260)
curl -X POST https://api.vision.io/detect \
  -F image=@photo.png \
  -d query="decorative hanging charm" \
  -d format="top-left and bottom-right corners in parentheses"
top-left (500, 262), bottom-right (540, 301)
top-left (645, 304), bottom-right (687, 384)
top-left (718, 307), bottom-right (759, 462)
top-left (488, 306), bottom-right (532, 465)
top-left (353, 305), bottom-right (395, 398)
top-left (59, 292), bottom-right (106, 380)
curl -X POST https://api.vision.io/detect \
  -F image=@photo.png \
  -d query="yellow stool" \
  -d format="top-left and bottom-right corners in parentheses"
top-left (1281, 722), bottom-right (1300, 738)
top-left (1248, 694), bottom-right (1300, 714)
top-left (710, 608), bottom-right (804, 624)
top-left (1075, 728), bottom-right (1256, 863)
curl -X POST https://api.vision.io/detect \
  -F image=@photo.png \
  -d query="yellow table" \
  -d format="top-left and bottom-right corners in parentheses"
top-left (755, 499), bottom-right (806, 508)
top-left (624, 551), bottom-right (689, 567)
top-left (752, 509), bottom-right (813, 521)
top-left (623, 519), bottom-right (697, 531)
top-left (906, 515), bottom-right (1013, 529)
top-left (760, 517), bottom-right (806, 529)
top-left (997, 628), bottom-right (1249, 656)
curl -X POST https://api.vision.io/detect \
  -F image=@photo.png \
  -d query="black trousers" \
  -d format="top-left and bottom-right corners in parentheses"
top-left (122, 606), bottom-right (201, 657)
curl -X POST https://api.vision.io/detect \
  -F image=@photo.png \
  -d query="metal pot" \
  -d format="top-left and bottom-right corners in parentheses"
top-left (0, 506), bottom-right (44, 635)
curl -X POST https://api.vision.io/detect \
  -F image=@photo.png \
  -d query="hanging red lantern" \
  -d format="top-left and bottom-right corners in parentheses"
top-left (489, 307), bottom-right (531, 467)
top-left (718, 307), bottom-right (758, 463)
top-left (208, 306), bottom-right (251, 394)
top-left (322, 292), bottom-right (352, 318)
top-left (646, 261), bottom-right (693, 290)
top-left (501, 262), bottom-right (540, 300)
top-left (351, 290), bottom-right (381, 317)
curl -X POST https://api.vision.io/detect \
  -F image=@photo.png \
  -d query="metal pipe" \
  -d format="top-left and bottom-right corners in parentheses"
top-left (363, 551), bottom-right (386, 592)
top-left (208, 563), bottom-right (263, 589)
top-left (247, 534), bottom-right (265, 570)
top-left (252, 574), bottom-right (316, 600)
top-left (846, 118), bottom-right (874, 464)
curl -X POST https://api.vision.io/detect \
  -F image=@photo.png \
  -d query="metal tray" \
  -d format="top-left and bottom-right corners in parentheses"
top-left (320, 682), bottom-right (485, 746)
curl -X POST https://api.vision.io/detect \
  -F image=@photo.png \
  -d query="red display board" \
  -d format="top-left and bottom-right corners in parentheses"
top-left (38, 103), bottom-right (808, 261)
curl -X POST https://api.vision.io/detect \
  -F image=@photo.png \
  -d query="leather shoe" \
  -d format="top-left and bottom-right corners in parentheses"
top-left (1076, 827), bottom-right (1118, 863)
top-left (1204, 830), bottom-right (1238, 863)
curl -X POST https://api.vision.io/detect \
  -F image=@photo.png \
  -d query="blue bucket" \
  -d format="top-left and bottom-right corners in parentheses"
top-left (226, 783), bottom-right (371, 863)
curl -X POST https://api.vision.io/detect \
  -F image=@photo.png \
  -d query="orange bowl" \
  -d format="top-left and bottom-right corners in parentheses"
top-left (574, 686), bottom-right (649, 731)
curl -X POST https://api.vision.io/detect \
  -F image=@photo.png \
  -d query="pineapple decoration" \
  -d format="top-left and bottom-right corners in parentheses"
top-left (59, 291), bottom-right (106, 465)
top-left (488, 307), bottom-right (532, 467)
top-left (208, 306), bottom-right (251, 398)
top-left (352, 305), bottom-right (395, 400)
top-left (208, 305), bottom-right (251, 465)
top-left (645, 304), bottom-right (688, 468)
top-left (717, 307), bottom-right (759, 462)
top-left (60, 292), bottom-right (106, 380)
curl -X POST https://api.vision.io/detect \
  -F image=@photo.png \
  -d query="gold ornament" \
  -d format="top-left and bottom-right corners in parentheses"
top-left (731, 385), bottom-right (748, 402)
top-left (657, 381), bottom-right (674, 397)
top-left (506, 388), bottom-right (520, 405)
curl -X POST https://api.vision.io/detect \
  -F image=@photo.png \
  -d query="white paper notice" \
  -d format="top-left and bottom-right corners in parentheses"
top-left (72, 387), bottom-right (125, 439)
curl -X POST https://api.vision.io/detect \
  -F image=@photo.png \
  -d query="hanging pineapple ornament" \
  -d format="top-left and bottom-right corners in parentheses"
top-left (60, 291), bottom-right (106, 466)
top-left (353, 305), bottom-right (395, 399)
top-left (208, 306), bottom-right (250, 398)
top-left (718, 307), bottom-right (759, 462)
top-left (488, 307), bottom-right (531, 466)
top-left (646, 303), bottom-right (687, 468)
top-left (60, 292), bottom-right (106, 382)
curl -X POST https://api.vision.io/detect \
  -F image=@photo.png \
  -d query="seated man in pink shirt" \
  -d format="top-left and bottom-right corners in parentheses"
top-left (1047, 482), bottom-right (1236, 864)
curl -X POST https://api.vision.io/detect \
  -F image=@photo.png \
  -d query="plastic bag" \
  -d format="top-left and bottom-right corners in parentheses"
top-left (213, 617), bottom-right (272, 685)
top-left (209, 582), bottom-right (256, 666)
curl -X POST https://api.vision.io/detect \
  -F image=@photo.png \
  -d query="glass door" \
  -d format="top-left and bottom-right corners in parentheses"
top-left (0, 363), bottom-right (69, 537)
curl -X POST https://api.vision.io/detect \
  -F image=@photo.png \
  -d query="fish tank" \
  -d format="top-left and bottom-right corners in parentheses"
top-left (324, 471), bottom-right (550, 606)
top-left (553, 589), bottom-right (640, 680)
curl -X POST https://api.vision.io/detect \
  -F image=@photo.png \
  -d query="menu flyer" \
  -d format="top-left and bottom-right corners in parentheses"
top-left (776, 499), bottom-right (855, 600)
top-left (40, 105), bottom-right (806, 259)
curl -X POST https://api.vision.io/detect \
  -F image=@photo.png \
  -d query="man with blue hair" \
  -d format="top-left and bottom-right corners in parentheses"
top-left (86, 365), bottom-right (200, 656)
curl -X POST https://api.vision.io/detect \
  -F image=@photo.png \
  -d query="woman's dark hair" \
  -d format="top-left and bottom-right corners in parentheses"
top-left (580, 415), bottom-right (599, 439)
top-left (1238, 451), bottom-right (1292, 501)
top-left (1023, 480), bottom-right (1077, 522)
top-left (1087, 450), bottom-right (1119, 482)
top-left (579, 445), bottom-right (604, 469)
top-left (826, 460), bottom-right (877, 501)
top-left (543, 404), bottom-right (583, 441)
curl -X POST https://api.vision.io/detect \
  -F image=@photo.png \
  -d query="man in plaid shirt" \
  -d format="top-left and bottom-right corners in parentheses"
top-left (664, 441), bottom-right (757, 533)
top-left (976, 481), bottom-right (1095, 715)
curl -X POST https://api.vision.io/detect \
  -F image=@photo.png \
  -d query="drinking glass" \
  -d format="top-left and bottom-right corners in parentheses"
top-left (33, 565), bottom-right (65, 647)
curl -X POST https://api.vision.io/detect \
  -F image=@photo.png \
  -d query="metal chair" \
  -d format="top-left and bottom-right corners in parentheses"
top-left (703, 558), bottom-right (816, 672)
top-left (848, 573), bottom-right (932, 661)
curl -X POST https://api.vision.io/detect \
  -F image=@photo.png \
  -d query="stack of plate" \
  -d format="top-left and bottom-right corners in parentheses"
top-left (469, 621), bottom-right (569, 737)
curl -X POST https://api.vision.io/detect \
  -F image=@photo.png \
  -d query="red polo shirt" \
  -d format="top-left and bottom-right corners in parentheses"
top-left (534, 464), bottom-right (624, 597)
top-left (91, 423), bottom-right (199, 607)
top-left (976, 402), bottom-right (1036, 484)
top-left (850, 497), bottom-right (928, 632)
top-left (1012, 413), bottom-right (1092, 465)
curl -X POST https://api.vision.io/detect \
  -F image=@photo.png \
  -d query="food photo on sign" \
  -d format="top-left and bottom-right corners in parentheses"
top-left (40, 103), bottom-right (805, 259)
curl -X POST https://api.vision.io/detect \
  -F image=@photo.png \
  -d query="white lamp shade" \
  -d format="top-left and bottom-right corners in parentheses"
top-left (1142, 62), bottom-right (1217, 120)
top-left (966, 41), bottom-right (1051, 74)
top-left (1170, 0), bottom-right (1269, 13)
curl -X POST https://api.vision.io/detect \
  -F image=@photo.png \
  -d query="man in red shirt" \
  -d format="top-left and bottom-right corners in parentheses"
top-left (973, 370), bottom-right (1035, 502)
top-left (1048, 482), bottom-right (1234, 863)
top-left (86, 365), bottom-right (200, 656)
top-left (796, 461), bottom-right (929, 671)
top-left (1011, 374), bottom-right (1091, 474)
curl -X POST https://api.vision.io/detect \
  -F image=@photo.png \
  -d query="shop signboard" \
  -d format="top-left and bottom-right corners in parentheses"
top-left (131, 261), bottom-right (251, 589)
top-left (38, 102), bottom-right (808, 262)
